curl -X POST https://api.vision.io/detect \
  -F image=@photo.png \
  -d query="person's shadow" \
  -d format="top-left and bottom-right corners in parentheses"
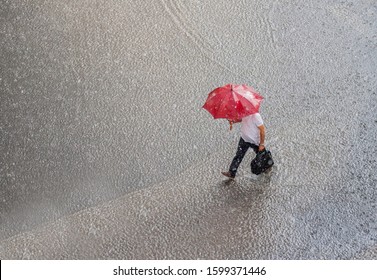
top-left (216, 172), bottom-right (272, 208)
top-left (192, 172), bottom-right (275, 259)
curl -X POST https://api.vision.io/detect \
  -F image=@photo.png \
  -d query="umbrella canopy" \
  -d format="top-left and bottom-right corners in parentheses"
top-left (202, 84), bottom-right (263, 121)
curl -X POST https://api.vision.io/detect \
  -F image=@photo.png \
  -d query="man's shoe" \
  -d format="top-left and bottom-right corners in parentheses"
top-left (221, 171), bottom-right (235, 179)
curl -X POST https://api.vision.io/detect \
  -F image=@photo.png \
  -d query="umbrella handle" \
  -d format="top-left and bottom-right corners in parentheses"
top-left (229, 121), bottom-right (233, 130)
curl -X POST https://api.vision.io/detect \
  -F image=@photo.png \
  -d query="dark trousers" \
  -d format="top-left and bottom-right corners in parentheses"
top-left (229, 137), bottom-right (259, 177)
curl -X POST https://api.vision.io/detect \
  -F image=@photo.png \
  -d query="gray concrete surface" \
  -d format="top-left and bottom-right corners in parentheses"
top-left (1, 0), bottom-right (376, 259)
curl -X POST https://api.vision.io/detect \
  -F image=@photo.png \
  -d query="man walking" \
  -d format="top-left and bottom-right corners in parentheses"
top-left (222, 113), bottom-right (266, 179)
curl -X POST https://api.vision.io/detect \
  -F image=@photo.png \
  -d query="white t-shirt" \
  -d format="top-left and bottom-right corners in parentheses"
top-left (240, 113), bottom-right (264, 145)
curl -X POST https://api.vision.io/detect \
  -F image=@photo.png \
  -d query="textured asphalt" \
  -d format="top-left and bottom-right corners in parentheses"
top-left (1, 0), bottom-right (376, 259)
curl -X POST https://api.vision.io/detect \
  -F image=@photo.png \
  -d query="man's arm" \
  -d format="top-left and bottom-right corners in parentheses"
top-left (258, 124), bottom-right (265, 151)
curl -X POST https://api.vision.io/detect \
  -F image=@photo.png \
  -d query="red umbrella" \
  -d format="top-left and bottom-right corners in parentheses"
top-left (203, 84), bottom-right (263, 128)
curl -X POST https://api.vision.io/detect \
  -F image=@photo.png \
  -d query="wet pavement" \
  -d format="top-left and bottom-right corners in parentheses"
top-left (0, 0), bottom-right (376, 259)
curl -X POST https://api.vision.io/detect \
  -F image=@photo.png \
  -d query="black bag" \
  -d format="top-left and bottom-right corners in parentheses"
top-left (250, 149), bottom-right (274, 175)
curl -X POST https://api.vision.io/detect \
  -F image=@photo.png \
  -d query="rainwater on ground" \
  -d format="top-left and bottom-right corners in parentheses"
top-left (0, 0), bottom-right (376, 259)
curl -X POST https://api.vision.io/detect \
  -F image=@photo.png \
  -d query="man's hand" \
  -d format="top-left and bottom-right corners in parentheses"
top-left (228, 119), bottom-right (233, 130)
top-left (258, 144), bottom-right (265, 152)
top-left (228, 118), bottom-right (241, 130)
